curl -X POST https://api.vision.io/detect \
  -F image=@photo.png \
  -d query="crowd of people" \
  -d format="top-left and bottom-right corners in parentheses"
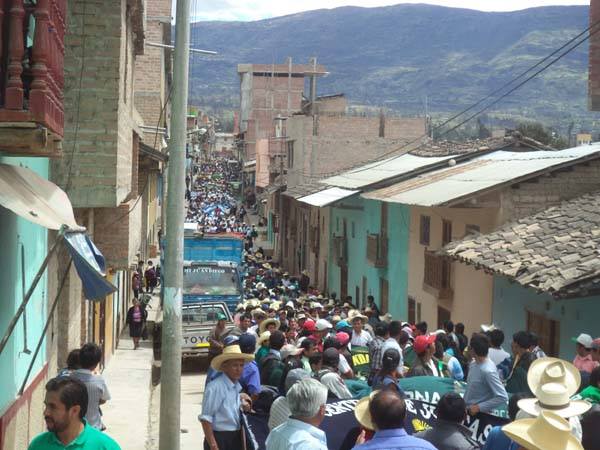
top-left (200, 242), bottom-right (600, 450)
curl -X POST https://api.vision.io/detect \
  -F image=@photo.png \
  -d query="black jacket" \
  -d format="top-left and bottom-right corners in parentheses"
top-left (415, 419), bottom-right (481, 450)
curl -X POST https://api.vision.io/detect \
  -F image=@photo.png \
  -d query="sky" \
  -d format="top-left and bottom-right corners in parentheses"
top-left (187, 0), bottom-right (590, 22)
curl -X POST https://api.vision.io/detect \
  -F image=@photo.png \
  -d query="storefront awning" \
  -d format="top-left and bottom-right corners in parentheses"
top-left (0, 163), bottom-right (116, 300)
top-left (297, 187), bottom-right (359, 207)
top-left (0, 163), bottom-right (84, 231)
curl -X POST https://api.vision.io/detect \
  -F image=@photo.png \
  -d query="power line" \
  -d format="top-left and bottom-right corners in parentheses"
top-left (296, 18), bottom-right (600, 180)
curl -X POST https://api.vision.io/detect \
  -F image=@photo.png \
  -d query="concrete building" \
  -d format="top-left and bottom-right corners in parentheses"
top-left (0, 1), bottom-right (66, 447)
top-left (277, 108), bottom-right (427, 291)
top-left (320, 140), bottom-right (600, 333)
top-left (446, 191), bottom-right (600, 359)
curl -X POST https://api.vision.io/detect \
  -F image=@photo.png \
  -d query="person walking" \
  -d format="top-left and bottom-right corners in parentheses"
top-left (28, 377), bottom-right (120, 450)
top-left (144, 261), bottom-right (157, 294)
top-left (70, 343), bottom-right (111, 431)
top-left (126, 298), bottom-right (147, 350)
top-left (131, 271), bottom-right (141, 300)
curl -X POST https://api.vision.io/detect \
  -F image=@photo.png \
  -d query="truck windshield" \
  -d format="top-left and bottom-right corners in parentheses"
top-left (183, 265), bottom-right (240, 296)
top-left (182, 305), bottom-right (227, 324)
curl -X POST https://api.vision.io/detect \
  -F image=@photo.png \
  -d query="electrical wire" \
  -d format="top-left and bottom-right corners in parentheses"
top-left (295, 18), bottom-right (600, 180)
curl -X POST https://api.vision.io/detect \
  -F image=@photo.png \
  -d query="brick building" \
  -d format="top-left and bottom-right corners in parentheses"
top-left (51, 0), bottom-right (154, 368)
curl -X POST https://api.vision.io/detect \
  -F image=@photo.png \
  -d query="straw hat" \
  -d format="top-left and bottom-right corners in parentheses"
top-left (210, 345), bottom-right (254, 371)
top-left (262, 263), bottom-right (272, 270)
top-left (348, 310), bottom-right (368, 323)
top-left (259, 318), bottom-right (280, 334)
top-left (354, 391), bottom-right (379, 431)
top-left (281, 344), bottom-right (303, 360)
top-left (379, 313), bottom-right (392, 323)
top-left (518, 358), bottom-right (591, 418)
top-left (502, 410), bottom-right (583, 450)
top-left (258, 331), bottom-right (271, 345)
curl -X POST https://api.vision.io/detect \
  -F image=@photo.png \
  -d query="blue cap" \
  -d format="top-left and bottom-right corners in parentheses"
top-left (335, 320), bottom-right (350, 331)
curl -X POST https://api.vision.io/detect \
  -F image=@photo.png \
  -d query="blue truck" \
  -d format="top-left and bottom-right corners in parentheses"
top-left (153, 226), bottom-right (245, 360)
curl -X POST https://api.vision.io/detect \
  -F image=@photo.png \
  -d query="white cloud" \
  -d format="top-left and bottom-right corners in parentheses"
top-left (186, 0), bottom-right (590, 22)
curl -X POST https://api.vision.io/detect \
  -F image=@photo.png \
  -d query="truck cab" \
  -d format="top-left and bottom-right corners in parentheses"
top-left (181, 301), bottom-right (234, 357)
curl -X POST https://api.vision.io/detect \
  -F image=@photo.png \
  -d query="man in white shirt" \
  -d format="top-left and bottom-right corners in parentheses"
top-left (266, 378), bottom-right (328, 450)
top-left (382, 321), bottom-right (405, 375)
top-left (350, 314), bottom-right (373, 347)
top-left (487, 329), bottom-right (511, 368)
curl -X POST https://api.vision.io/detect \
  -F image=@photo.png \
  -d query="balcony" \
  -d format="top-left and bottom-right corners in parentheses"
top-left (367, 233), bottom-right (387, 268)
top-left (0, 0), bottom-right (65, 157)
top-left (423, 250), bottom-right (453, 300)
top-left (333, 235), bottom-right (347, 267)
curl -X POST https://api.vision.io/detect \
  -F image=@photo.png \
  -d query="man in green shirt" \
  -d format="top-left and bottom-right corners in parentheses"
top-left (28, 377), bottom-right (121, 450)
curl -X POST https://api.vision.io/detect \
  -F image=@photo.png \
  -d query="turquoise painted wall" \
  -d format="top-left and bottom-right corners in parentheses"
top-left (328, 197), bottom-right (410, 320)
top-left (493, 276), bottom-right (599, 360)
top-left (0, 157), bottom-right (49, 413)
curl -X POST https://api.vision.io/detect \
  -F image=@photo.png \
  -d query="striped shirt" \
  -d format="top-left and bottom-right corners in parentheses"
top-left (71, 369), bottom-right (111, 430)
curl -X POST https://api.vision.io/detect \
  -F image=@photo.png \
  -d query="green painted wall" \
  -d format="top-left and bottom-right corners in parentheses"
top-left (0, 157), bottom-right (49, 413)
top-left (493, 276), bottom-right (599, 360)
top-left (328, 197), bottom-right (410, 320)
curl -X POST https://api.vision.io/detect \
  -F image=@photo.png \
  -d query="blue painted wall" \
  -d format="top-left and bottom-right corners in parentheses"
top-left (328, 197), bottom-right (410, 319)
top-left (0, 157), bottom-right (49, 413)
top-left (493, 276), bottom-right (599, 360)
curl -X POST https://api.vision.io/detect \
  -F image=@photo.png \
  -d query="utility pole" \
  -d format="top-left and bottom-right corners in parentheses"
top-left (159, 0), bottom-right (189, 448)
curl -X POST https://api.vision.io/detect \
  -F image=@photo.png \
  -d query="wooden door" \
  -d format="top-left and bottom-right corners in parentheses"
top-left (527, 310), bottom-right (560, 356)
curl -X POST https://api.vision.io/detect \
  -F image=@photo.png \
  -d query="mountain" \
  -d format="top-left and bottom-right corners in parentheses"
top-left (189, 4), bottom-right (598, 130)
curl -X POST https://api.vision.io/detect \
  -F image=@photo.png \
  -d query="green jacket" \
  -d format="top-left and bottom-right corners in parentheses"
top-left (506, 353), bottom-right (533, 395)
top-left (579, 385), bottom-right (600, 404)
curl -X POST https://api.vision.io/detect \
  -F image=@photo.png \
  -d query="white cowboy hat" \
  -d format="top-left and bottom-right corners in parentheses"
top-left (379, 313), bottom-right (392, 323)
top-left (280, 344), bottom-right (303, 360)
top-left (480, 324), bottom-right (497, 332)
top-left (258, 331), bottom-right (271, 345)
top-left (210, 345), bottom-right (254, 371)
top-left (354, 391), bottom-right (378, 431)
top-left (502, 410), bottom-right (583, 450)
top-left (518, 358), bottom-right (591, 418)
top-left (259, 318), bottom-right (280, 334)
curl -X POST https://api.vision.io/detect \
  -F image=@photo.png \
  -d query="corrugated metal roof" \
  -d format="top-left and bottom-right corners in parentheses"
top-left (362, 145), bottom-right (600, 206)
top-left (282, 180), bottom-right (328, 199)
top-left (321, 153), bottom-right (458, 189)
top-left (297, 187), bottom-right (359, 207)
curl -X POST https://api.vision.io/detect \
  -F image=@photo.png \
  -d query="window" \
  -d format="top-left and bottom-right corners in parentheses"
top-left (419, 215), bottom-right (431, 246)
top-left (351, 221), bottom-right (355, 238)
top-left (287, 141), bottom-right (295, 168)
top-left (437, 306), bottom-right (451, 330)
top-left (442, 219), bottom-right (452, 246)
top-left (336, 217), bottom-right (339, 232)
top-left (465, 224), bottom-right (480, 236)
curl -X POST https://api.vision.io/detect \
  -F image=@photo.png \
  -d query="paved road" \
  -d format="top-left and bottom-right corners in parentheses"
top-left (180, 358), bottom-right (209, 449)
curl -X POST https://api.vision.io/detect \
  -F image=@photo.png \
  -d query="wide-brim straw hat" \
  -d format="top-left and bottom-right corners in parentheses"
top-left (518, 357), bottom-right (591, 418)
top-left (348, 310), bottom-right (368, 323)
top-left (354, 391), bottom-right (378, 431)
top-left (258, 330), bottom-right (271, 345)
top-left (210, 345), bottom-right (254, 371)
top-left (259, 318), bottom-right (280, 334)
top-left (502, 410), bottom-right (583, 450)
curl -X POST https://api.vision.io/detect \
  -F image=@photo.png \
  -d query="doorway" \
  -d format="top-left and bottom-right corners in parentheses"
top-left (527, 310), bottom-right (560, 356)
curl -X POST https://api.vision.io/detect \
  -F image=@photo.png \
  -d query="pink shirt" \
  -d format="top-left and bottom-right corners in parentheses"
top-left (573, 354), bottom-right (599, 373)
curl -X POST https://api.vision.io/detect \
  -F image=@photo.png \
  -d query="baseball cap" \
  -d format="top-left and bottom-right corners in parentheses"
top-left (316, 319), bottom-right (333, 331)
top-left (223, 335), bottom-right (239, 346)
top-left (336, 332), bottom-right (350, 347)
top-left (335, 320), bottom-right (350, 331)
top-left (413, 334), bottom-right (436, 354)
top-left (303, 319), bottom-right (316, 332)
top-left (217, 312), bottom-right (227, 321)
top-left (573, 333), bottom-right (594, 349)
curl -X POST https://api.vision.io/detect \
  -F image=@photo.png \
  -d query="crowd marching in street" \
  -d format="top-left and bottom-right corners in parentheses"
top-left (24, 158), bottom-right (600, 450)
